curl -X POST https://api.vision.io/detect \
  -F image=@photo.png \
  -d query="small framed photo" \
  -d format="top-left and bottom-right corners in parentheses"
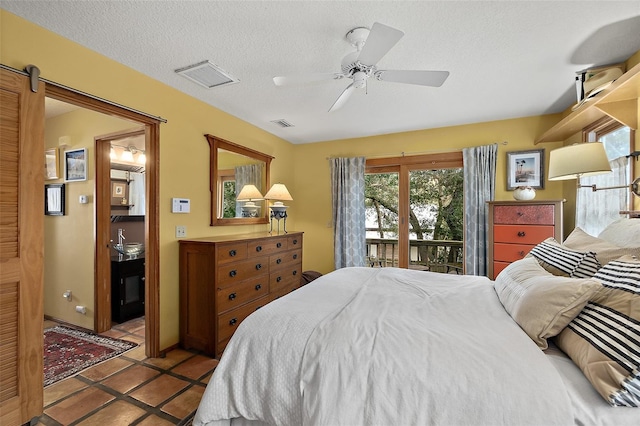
top-left (44, 147), bottom-right (59, 180)
top-left (506, 149), bottom-right (545, 190)
top-left (112, 182), bottom-right (126, 197)
top-left (64, 148), bottom-right (87, 182)
top-left (45, 183), bottom-right (65, 216)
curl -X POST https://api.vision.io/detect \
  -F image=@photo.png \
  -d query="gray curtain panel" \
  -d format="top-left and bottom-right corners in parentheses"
top-left (235, 164), bottom-right (263, 217)
top-left (462, 144), bottom-right (497, 276)
top-left (330, 157), bottom-right (367, 269)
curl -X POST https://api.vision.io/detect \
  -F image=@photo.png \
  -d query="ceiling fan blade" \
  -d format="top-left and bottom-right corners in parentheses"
top-left (273, 72), bottom-right (344, 86)
top-left (376, 70), bottom-right (450, 87)
top-left (328, 83), bottom-right (355, 112)
top-left (356, 22), bottom-right (404, 66)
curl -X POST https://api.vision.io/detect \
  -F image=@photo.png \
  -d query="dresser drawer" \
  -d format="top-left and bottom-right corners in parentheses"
top-left (288, 234), bottom-right (302, 249)
top-left (247, 236), bottom-right (289, 256)
top-left (493, 243), bottom-right (535, 262)
top-left (270, 249), bottom-right (302, 270)
top-left (493, 204), bottom-right (555, 225)
top-left (216, 242), bottom-right (248, 264)
top-left (216, 275), bottom-right (269, 314)
top-left (217, 295), bottom-right (269, 344)
top-left (217, 256), bottom-right (269, 285)
top-left (493, 261), bottom-right (510, 279)
top-left (493, 224), bottom-right (555, 245)
top-left (270, 281), bottom-right (300, 301)
top-left (270, 265), bottom-right (301, 293)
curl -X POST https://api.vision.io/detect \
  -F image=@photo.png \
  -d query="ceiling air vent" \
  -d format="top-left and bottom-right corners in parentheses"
top-left (271, 119), bottom-right (294, 128)
top-left (175, 60), bottom-right (239, 89)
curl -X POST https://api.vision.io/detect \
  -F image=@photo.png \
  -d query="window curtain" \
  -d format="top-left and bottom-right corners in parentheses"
top-left (128, 172), bottom-right (145, 216)
top-left (576, 156), bottom-right (629, 236)
top-left (330, 157), bottom-right (366, 269)
top-left (462, 144), bottom-right (498, 276)
top-left (235, 164), bottom-right (262, 217)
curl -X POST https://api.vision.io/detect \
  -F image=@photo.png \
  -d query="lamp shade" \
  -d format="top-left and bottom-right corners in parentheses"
top-left (548, 142), bottom-right (611, 181)
top-left (236, 184), bottom-right (263, 201)
top-left (264, 183), bottom-right (293, 201)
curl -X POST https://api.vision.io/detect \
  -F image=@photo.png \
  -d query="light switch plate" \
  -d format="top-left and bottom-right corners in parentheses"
top-left (176, 225), bottom-right (187, 238)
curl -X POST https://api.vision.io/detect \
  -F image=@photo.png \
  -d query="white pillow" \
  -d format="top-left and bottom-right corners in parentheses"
top-left (563, 227), bottom-right (640, 265)
top-left (598, 219), bottom-right (640, 248)
top-left (494, 257), bottom-right (601, 349)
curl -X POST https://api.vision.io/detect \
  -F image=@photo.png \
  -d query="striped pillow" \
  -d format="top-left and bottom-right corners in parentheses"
top-left (528, 238), bottom-right (600, 278)
top-left (555, 256), bottom-right (640, 406)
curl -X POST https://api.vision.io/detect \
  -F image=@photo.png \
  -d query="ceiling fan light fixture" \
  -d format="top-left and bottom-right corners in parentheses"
top-left (175, 60), bottom-right (239, 89)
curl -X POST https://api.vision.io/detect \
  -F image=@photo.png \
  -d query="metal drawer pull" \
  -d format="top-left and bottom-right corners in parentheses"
top-left (518, 251), bottom-right (525, 257)
top-left (229, 249), bottom-right (236, 257)
top-left (255, 284), bottom-right (262, 291)
top-left (276, 242), bottom-right (282, 248)
top-left (256, 263), bottom-right (262, 270)
top-left (276, 258), bottom-right (282, 264)
top-left (292, 239), bottom-right (298, 245)
top-left (228, 292), bottom-right (237, 300)
top-left (277, 276), bottom-right (282, 282)
top-left (229, 318), bottom-right (238, 326)
top-left (256, 245), bottom-right (262, 252)
top-left (229, 270), bottom-right (237, 277)
top-left (517, 231), bottom-right (526, 237)
top-left (293, 254), bottom-right (298, 259)
top-left (517, 212), bottom-right (524, 216)
top-left (293, 270), bottom-right (297, 276)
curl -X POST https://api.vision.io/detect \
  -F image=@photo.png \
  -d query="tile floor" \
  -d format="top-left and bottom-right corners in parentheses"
top-left (39, 317), bottom-right (218, 425)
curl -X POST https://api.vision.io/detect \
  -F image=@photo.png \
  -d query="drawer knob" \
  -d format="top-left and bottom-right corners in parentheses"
top-left (229, 270), bottom-right (237, 277)
top-left (256, 245), bottom-right (262, 252)
top-left (228, 292), bottom-right (237, 300)
top-left (229, 249), bottom-right (236, 257)
top-left (517, 212), bottom-right (524, 216)
top-left (517, 231), bottom-right (526, 237)
top-left (255, 263), bottom-right (262, 270)
top-left (255, 284), bottom-right (262, 291)
top-left (518, 251), bottom-right (525, 257)
top-left (229, 318), bottom-right (237, 326)
top-left (293, 254), bottom-right (298, 260)
top-left (277, 276), bottom-right (282, 282)
top-left (292, 239), bottom-right (298, 245)
top-left (276, 242), bottom-right (282, 248)
top-left (293, 270), bottom-right (297, 276)
top-left (276, 258), bottom-right (282, 264)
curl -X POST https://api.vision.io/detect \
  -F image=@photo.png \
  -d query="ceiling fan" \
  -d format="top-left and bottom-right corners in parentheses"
top-left (273, 22), bottom-right (450, 112)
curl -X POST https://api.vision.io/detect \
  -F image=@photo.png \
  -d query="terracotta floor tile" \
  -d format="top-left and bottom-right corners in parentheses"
top-left (129, 375), bottom-right (190, 407)
top-left (80, 357), bottom-right (133, 381)
top-left (123, 333), bottom-right (145, 345)
top-left (75, 399), bottom-right (146, 426)
top-left (201, 371), bottom-right (213, 384)
top-left (101, 364), bottom-right (160, 394)
top-left (144, 348), bottom-right (194, 369)
top-left (44, 377), bottom-right (88, 406)
top-left (116, 318), bottom-right (145, 333)
top-left (43, 320), bottom-right (59, 330)
top-left (161, 384), bottom-right (206, 419)
top-left (136, 414), bottom-right (176, 426)
top-left (99, 328), bottom-right (127, 339)
top-left (122, 344), bottom-right (147, 361)
top-left (171, 355), bottom-right (219, 380)
top-left (44, 387), bottom-right (114, 425)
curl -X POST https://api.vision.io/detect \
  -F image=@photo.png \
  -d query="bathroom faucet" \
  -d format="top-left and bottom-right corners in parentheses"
top-left (118, 229), bottom-right (125, 245)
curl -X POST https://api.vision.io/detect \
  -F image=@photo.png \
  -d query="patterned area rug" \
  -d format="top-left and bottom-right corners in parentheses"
top-left (44, 325), bottom-right (137, 387)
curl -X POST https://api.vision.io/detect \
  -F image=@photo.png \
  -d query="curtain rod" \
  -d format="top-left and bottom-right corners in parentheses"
top-left (0, 63), bottom-right (167, 123)
top-left (326, 141), bottom-right (508, 160)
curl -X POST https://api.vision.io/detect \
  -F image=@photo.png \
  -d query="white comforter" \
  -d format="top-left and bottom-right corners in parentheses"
top-left (194, 267), bottom-right (574, 426)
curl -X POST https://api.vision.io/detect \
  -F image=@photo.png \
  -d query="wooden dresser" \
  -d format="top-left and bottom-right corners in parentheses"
top-left (488, 200), bottom-right (563, 280)
top-left (179, 231), bottom-right (303, 357)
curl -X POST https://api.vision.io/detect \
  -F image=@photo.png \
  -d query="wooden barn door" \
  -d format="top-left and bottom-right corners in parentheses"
top-left (0, 67), bottom-right (45, 425)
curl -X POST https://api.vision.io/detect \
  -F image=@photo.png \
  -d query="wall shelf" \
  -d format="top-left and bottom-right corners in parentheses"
top-left (535, 61), bottom-right (640, 144)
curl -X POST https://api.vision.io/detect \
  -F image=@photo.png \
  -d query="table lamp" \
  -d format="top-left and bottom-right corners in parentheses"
top-left (236, 184), bottom-right (263, 218)
top-left (264, 183), bottom-right (293, 234)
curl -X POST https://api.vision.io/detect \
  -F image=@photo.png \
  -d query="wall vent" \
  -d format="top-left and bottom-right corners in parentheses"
top-left (175, 60), bottom-right (239, 89)
top-left (270, 119), bottom-right (294, 128)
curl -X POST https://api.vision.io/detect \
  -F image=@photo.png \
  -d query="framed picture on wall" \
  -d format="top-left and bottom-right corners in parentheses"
top-left (64, 148), bottom-right (87, 182)
top-left (112, 182), bottom-right (126, 197)
top-left (44, 147), bottom-right (59, 180)
top-left (506, 149), bottom-right (545, 190)
top-left (45, 183), bottom-right (65, 215)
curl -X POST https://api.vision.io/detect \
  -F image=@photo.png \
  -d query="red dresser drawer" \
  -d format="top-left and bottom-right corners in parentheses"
top-left (493, 261), bottom-right (510, 279)
top-left (493, 204), bottom-right (555, 225)
top-left (493, 243), bottom-right (536, 262)
top-left (493, 225), bottom-right (555, 245)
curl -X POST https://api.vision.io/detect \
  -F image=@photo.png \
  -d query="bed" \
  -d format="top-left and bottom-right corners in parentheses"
top-left (194, 219), bottom-right (640, 426)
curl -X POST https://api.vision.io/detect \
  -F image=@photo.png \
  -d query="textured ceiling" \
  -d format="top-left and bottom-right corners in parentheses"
top-left (4, 1), bottom-right (640, 144)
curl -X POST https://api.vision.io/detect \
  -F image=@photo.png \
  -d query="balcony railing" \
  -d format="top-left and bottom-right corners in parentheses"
top-left (366, 238), bottom-right (463, 274)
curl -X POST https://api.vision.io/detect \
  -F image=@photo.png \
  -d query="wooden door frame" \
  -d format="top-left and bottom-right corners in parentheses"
top-left (45, 84), bottom-right (161, 358)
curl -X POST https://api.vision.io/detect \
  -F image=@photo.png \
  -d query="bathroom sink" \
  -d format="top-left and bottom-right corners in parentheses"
top-left (113, 242), bottom-right (144, 258)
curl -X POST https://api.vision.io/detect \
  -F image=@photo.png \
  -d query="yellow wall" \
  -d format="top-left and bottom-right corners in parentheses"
top-left (292, 116), bottom-right (564, 273)
top-left (44, 109), bottom-right (136, 329)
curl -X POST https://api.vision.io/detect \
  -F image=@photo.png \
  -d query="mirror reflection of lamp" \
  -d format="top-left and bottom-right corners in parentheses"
top-left (236, 184), bottom-right (264, 218)
top-left (264, 183), bottom-right (293, 234)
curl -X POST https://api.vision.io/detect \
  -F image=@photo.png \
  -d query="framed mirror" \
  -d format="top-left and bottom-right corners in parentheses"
top-left (206, 134), bottom-right (273, 226)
